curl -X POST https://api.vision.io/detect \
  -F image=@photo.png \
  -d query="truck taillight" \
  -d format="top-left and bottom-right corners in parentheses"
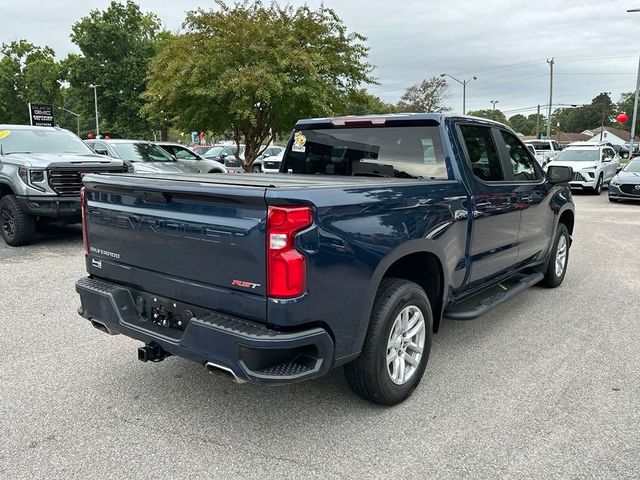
top-left (81, 187), bottom-right (89, 254)
top-left (267, 206), bottom-right (312, 298)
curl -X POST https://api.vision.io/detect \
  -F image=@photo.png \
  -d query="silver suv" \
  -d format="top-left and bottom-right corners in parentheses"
top-left (544, 141), bottom-right (620, 194)
top-left (0, 125), bottom-right (124, 246)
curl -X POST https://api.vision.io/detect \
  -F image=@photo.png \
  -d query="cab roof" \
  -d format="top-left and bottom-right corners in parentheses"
top-left (294, 113), bottom-right (509, 129)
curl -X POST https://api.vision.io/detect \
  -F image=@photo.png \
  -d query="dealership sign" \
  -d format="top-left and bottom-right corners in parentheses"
top-left (29, 103), bottom-right (55, 127)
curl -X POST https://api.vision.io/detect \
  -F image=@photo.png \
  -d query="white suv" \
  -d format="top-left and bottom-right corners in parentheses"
top-left (544, 142), bottom-right (620, 194)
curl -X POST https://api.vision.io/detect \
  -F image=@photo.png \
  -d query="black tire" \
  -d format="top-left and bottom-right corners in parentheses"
top-left (252, 165), bottom-right (261, 173)
top-left (592, 175), bottom-right (603, 195)
top-left (344, 278), bottom-right (433, 406)
top-left (0, 195), bottom-right (36, 246)
top-left (541, 223), bottom-right (570, 288)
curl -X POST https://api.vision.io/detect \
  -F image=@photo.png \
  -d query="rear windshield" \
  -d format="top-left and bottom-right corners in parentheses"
top-left (526, 141), bottom-right (551, 150)
top-left (281, 126), bottom-right (448, 179)
top-left (0, 128), bottom-right (93, 155)
top-left (111, 143), bottom-right (174, 162)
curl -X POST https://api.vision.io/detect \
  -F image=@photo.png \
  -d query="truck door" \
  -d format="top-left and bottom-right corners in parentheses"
top-left (496, 129), bottom-right (554, 265)
top-left (458, 124), bottom-right (521, 287)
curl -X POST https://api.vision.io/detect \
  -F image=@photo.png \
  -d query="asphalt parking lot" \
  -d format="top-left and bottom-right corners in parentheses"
top-left (1, 193), bottom-right (639, 479)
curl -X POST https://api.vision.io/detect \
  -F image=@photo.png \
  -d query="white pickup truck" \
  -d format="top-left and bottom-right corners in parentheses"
top-left (524, 139), bottom-right (562, 166)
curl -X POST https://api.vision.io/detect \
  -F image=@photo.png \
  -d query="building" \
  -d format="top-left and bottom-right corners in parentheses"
top-left (581, 127), bottom-right (637, 146)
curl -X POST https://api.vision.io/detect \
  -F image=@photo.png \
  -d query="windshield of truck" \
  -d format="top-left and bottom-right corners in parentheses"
top-left (554, 149), bottom-right (599, 162)
top-left (111, 142), bottom-right (175, 162)
top-left (0, 128), bottom-right (94, 155)
top-left (281, 126), bottom-right (448, 179)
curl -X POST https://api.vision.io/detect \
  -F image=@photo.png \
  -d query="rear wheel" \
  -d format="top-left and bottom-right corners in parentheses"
top-left (0, 195), bottom-right (36, 246)
top-left (541, 223), bottom-right (569, 288)
top-left (344, 278), bottom-right (432, 405)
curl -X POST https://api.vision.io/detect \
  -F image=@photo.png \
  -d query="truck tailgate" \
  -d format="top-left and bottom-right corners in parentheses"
top-left (82, 174), bottom-right (268, 322)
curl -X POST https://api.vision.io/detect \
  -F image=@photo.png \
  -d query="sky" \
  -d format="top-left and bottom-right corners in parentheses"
top-left (2, 0), bottom-right (640, 117)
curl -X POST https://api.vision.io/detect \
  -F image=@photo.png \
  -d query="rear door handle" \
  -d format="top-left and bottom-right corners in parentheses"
top-left (475, 201), bottom-right (492, 208)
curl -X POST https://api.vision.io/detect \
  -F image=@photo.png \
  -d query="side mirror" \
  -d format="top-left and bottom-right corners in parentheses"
top-left (616, 166), bottom-right (623, 173)
top-left (602, 156), bottom-right (612, 163)
top-left (547, 165), bottom-right (573, 184)
top-left (220, 153), bottom-right (227, 159)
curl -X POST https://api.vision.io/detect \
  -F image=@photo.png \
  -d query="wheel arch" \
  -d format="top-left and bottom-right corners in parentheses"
top-left (0, 181), bottom-right (15, 198)
top-left (352, 241), bottom-right (449, 359)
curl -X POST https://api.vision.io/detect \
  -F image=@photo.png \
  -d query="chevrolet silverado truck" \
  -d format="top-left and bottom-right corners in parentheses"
top-left (0, 125), bottom-right (124, 246)
top-left (75, 114), bottom-right (575, 405)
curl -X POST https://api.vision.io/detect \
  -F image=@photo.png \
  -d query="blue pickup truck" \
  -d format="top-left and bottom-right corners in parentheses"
top-left (76, 114), bottom-right (575, 405)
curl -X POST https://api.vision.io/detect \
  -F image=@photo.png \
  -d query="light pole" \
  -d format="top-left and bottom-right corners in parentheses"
top-left (59, 107), bottom-right (80, 137)
top-left (89, 84), bottom-right (100, 138)
top-left (627, 8), bottom-right (640, 157)
top-left (440, 73), bottom-right (477, 115)
top-left (490, 100), bottom-right (499, 111)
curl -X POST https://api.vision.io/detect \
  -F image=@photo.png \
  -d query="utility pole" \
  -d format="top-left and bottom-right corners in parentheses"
top-left (490, 100), bottom-right (499, 110)
top-left (546, 58), bottom-right (554, 138)
top-left (536, 104), bottom-right (541, 139)
top-left (59, 107), bottom-right (81, 137)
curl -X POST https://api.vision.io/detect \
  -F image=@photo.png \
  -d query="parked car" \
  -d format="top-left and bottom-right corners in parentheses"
top-left (251, 146), bottom-right (285, 172)
top-left (76, 114), bottom-right (575, 405)
top-left (0, 125), bottom-right (124, 246)
top-left (544, 141), bottom-right (619, 194)
top-left (85, 139), bottom-right (200, 174)
top-left (524, 139), bottom-right (562, 166)
top-left (155, 142), bottom-right (227, 174)
top-left (204, 144), bottom-right (245, 174)
top-left (608, 158), bottom-right (640, 202)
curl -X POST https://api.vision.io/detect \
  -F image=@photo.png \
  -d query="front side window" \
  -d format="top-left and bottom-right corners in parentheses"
top-left (173, 147), bottom-right (198, 160)
top-left (281, 126), bottom-right (448, 179)
top-left (501, 131), bottom-right (539, 181)
top-left (459, 125), bottom-right (504, 181)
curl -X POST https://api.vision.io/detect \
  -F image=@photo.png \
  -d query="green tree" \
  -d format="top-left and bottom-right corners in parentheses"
top-left (553, 92), bottom-right (615, 134)
top-left (144, 1), bottom-right (373, 170)
top-left (508, 114), bottom-right (532, 135)
top-left (396, 76), bottom-right (450, 113)
top-left (0, 40), bottom-right (63, 124)
top-left (616, 92), bottom-right (639, 134)
top-left (64, 1), bottom-right (165, 138)
top-left (336, 89), bottom-right (397, 116)
top-left (467, 108), bottom-right (507, 124)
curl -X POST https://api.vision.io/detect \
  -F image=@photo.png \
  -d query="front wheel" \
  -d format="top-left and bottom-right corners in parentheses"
top-left (0, 195), bottom-right (36, 246)
top-left (541, 223), bottom-right (570, 288)
top-left (252, 165), bottom-right (261, 173)
top-left (344, 278), bottom-right (432, 405)
top-left (592, 175), bottom-right (603, 195)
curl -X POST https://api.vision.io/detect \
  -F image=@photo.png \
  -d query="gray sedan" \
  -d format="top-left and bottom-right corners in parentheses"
top-left (609, 159), bottom-right (640, 202)
top-left (155, 142), bottom-right (227, 174)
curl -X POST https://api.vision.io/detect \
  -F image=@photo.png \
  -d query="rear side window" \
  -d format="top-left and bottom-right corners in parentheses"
top-left (459, 125), bottom-right (504, 181)
top-left (500, 131), bottom-right (540, 181)
top-left (281, 126), bottom-right (448, 180)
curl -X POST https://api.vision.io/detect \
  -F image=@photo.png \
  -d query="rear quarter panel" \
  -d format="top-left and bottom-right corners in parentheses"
top-left (266, 180), bottom-right (470, 361)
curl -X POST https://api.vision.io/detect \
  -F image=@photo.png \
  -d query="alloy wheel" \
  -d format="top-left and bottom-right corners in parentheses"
top-left (386, 305), bottom-right (426, 385)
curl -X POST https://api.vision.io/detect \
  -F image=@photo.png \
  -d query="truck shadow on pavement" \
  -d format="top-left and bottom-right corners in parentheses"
top-left (34, 223), bottom-right (83, 245)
